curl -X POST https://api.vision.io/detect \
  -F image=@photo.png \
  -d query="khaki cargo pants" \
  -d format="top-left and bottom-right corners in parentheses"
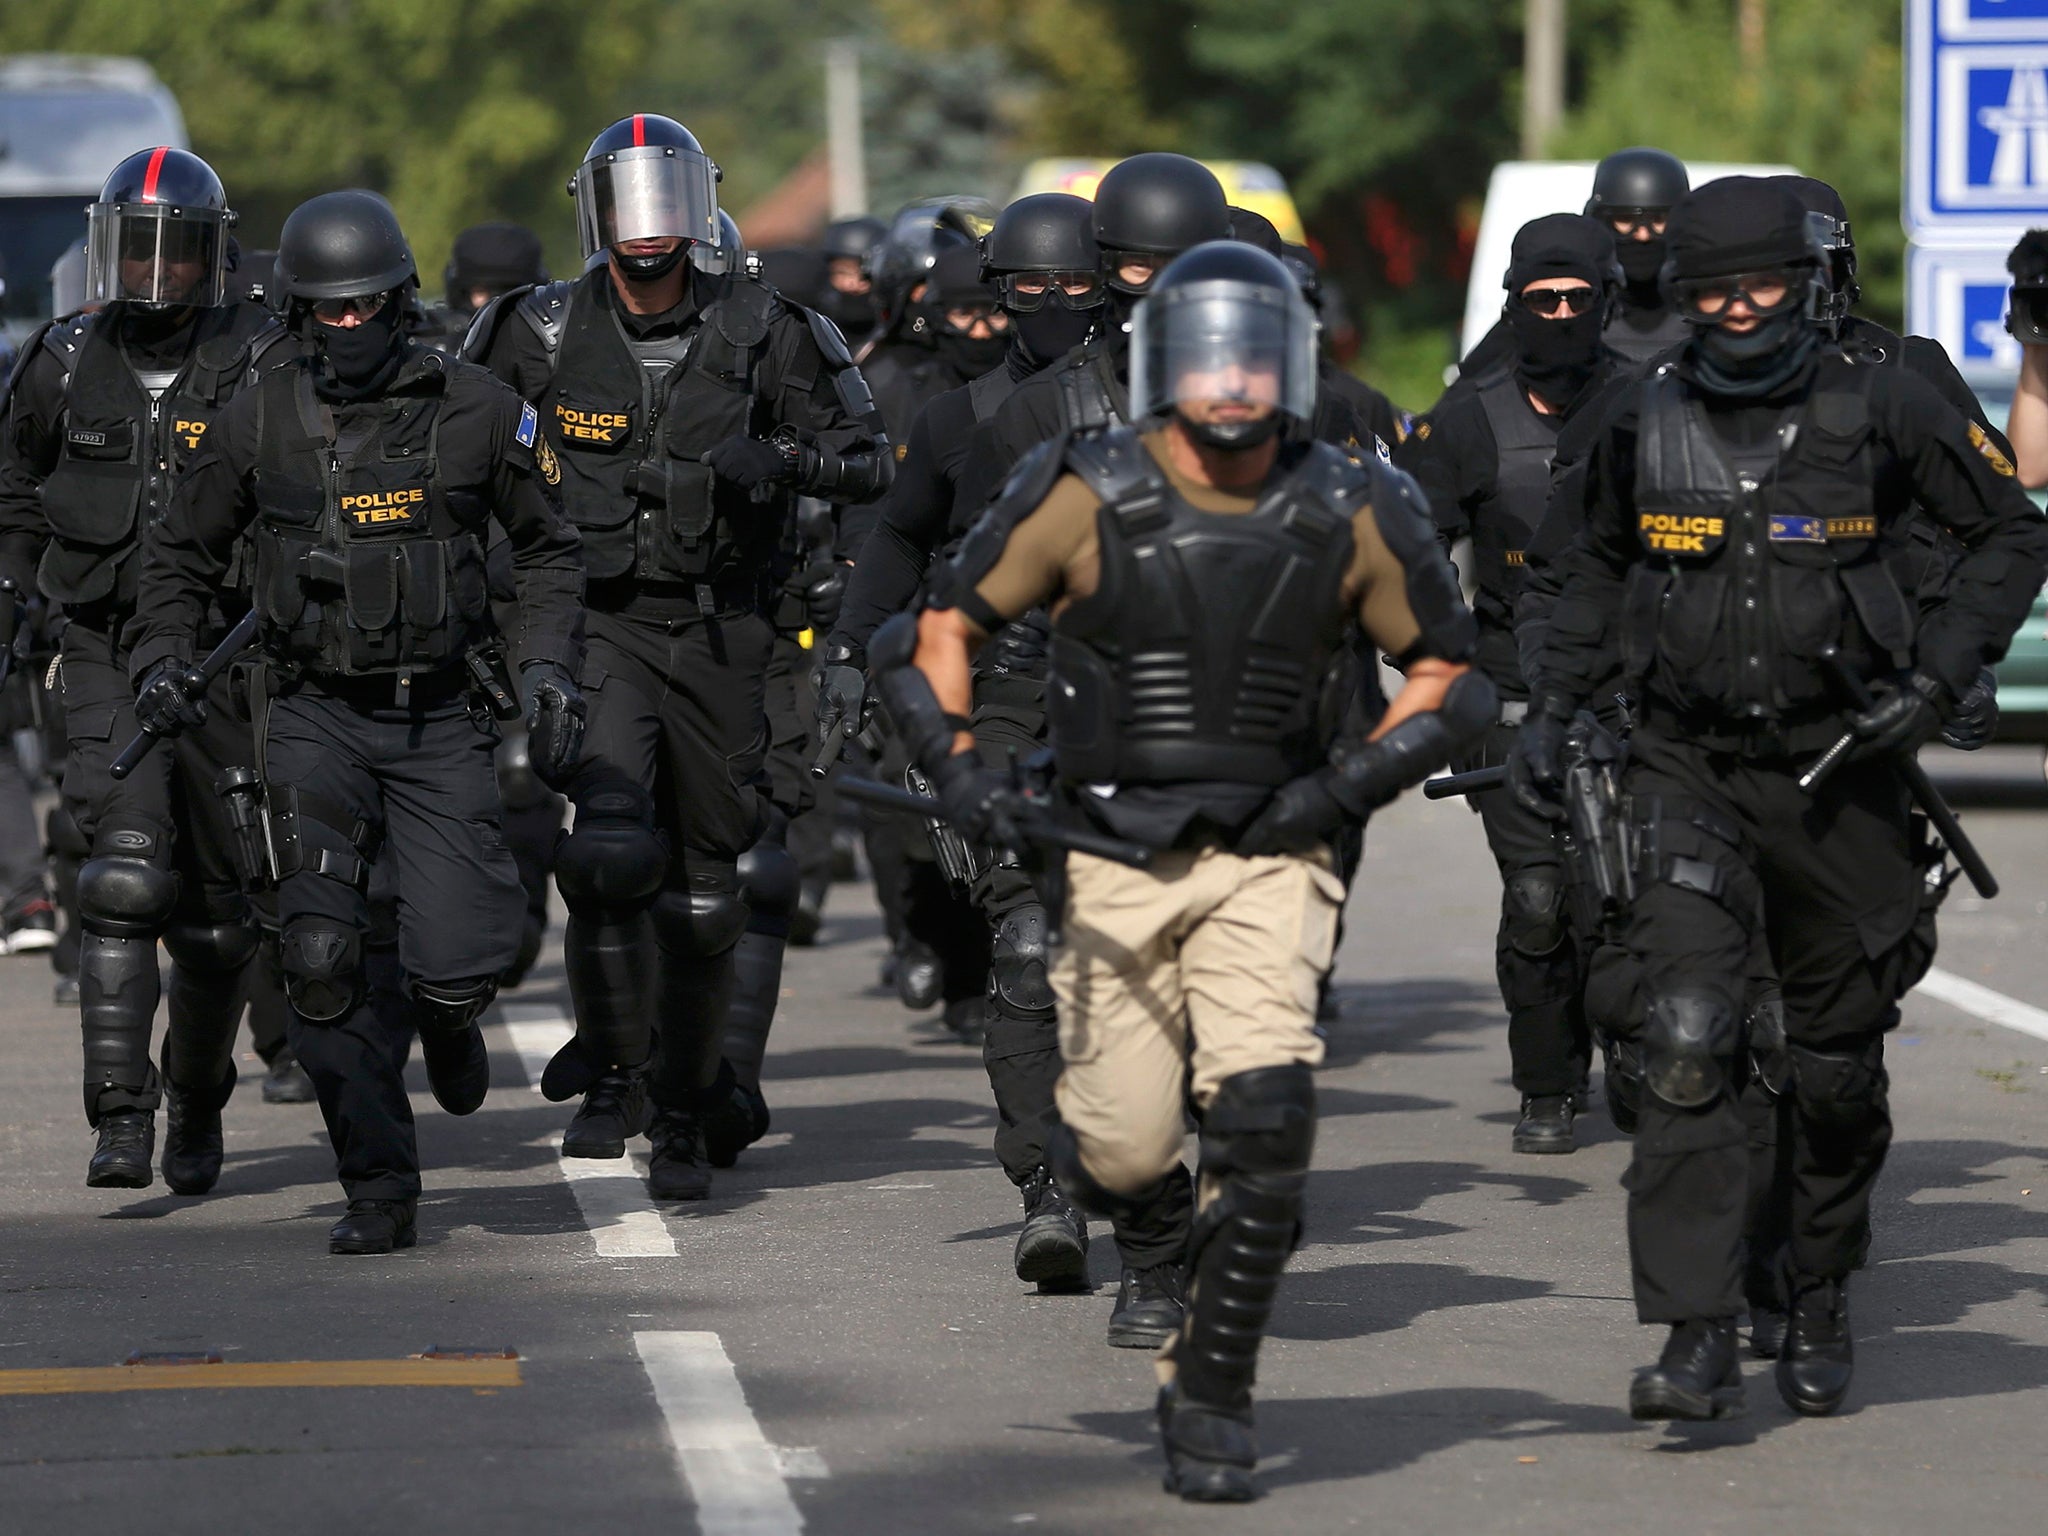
top-left (1051, 844), bottom-right (1343, 1195)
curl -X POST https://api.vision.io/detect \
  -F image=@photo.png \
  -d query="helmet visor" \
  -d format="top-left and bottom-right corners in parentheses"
top-left (574, 145), bottom-right (719, 258)
top-left (87, 204), bottom-right (229, 308)
top-left (1129, 280), bottom-right (1318, 427)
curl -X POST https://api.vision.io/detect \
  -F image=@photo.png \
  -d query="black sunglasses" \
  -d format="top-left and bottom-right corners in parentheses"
top-left (1520, 286), bottom-right (1600, 317)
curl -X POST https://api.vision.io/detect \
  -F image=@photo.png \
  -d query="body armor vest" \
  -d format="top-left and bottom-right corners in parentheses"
top-left (1047, 428), bottom-right (1358, 788)
top-left (40, 302), bottom-right (281, 607)
top-left (1622, 361), bottom-right (1915, 733)
top-left (534, 270), bottom-right (782, 585)
top-left (1052, 341), bottom-right (1126, 436)
top-left (1604, 301), bottom-right (1691, 366)
top-left (248, 356), bottom-right (491, 676)
top-left (1470, 368), bottom-right (1561, 624)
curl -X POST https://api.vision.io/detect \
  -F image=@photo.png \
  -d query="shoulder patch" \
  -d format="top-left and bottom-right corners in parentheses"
top-left (1969, 419), bottom-right (2017, 477)
top-left (516, 400), bottom-right (538, 448)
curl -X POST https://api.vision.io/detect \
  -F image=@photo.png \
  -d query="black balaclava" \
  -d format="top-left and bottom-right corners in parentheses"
top-left (1502, 213), bottom-right (1616, 407)
top-left (1615, 227), bottom-right (1667, 299)
top-left (446, 222), bottom-right (546, 313)
top-left (929, 245), bottom-right (1008, 376)
top-left (1013, 302), bottom-right (1095, 366)
top-left (309, 301), bottom-right (407, 402)
top-left (1665, 177), bottom-right (1820, 400)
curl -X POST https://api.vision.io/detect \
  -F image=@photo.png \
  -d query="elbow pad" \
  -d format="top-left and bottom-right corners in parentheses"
top-left (1327, 669), bottom-right (1497, 816)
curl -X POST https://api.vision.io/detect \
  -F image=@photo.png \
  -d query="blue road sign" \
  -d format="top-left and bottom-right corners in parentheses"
top-left (1909, 0), bottom-right (2048, 241)
top-left (1907, 243), bottom-right (2024, 384)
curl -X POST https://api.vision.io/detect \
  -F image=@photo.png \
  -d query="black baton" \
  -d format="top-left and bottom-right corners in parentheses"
top-left (110, 609), bottom-right (262, 781)
top-left (1424, 765), bottom-right (1508, 800)
top-left (810, 713), bottom-right (851, 779)
top-left (836, 775), bottom-right (1153, 869)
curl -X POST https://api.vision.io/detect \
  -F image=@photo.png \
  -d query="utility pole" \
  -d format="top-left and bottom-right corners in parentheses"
top-left (826, 38), bottom-right (868, 219)
top-left (1738, 0), bottom-right (1767, 71)
top-left (1522, 0), bottom-right (1567, 159)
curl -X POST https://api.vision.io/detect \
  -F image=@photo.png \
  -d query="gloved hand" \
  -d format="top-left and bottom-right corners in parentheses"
top-left (1941, 667), bottom-right (2000, 751)
top-left (2007, 230), bottom-right (2048, 343)
top-left (801, 560), bottom-right (848, 632)
top-left (1850, 670), bottom-right (1950, 763)
top-left (134, 658), bottom-right (209, 737)
top-left (701, 434), bottom-right (795, 501)
top-left (1507, 702), bottom-right (1571, 819)
top-left (1236, 770), bottom-right (1349, 857)
top-left (812, 652), bottom-right (872, 744)
top-left (925, 747), bottom-right (1016, 846)
top-left (521, 661), bottom-right (586, 788)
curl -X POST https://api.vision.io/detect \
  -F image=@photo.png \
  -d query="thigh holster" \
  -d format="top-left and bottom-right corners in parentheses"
top-left (1788, 1037), bottom-right (1890, 1141)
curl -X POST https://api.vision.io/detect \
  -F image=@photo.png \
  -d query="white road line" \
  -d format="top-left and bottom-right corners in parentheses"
top-left (634, 1331), bottom-right (807, 1536)
top-left (494, 1007), bottom-right (678, 1259)
top-left (1914, 966), bottom-right (2048, 1045)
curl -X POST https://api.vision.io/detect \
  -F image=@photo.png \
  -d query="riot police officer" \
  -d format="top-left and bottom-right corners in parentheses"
top-left (825, 191), bottom-right (1106, 1290)
top-left (463, 113), bottom-right (889, 1201)
top-left (1513, 178), bottom-right (2048, 1420)
top-left (128, 190), bottom-right (586, 1254)
top-left (0, 147), bottom-right (295, 1194)
top-left (1397, 213), bottom-right (1624, 1154)
top-left (886, 242), bottom-right (1489, 1499)
top-left (817, 215), bottom-right (889, 340)
top-left (446, 222), bottom-right (548, 320)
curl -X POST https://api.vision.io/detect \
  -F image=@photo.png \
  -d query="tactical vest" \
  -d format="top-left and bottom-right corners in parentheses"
top-left (248, 357), bottom-right (491, 676)
top-left (1047, 429), bottom-right (1358, 788)
top-left (1603, 302), bottom-right (1691, 366)
top-left (1621, 361), bottom-right (1916, 733)
top-left (1470, 368), bottom-right (1561, 621)
top-left (532, 270), bottom-right (784, 585)
top-left (39, 302), bottom-right (282, 607)
top-left (1052, 341), bottom-right (1126, 436)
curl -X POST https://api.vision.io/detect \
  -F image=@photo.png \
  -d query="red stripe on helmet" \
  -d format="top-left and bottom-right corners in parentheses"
top-left (141, 146), bottom-right (169, 202)
top-left (632, 114), bottom-right (645, 147)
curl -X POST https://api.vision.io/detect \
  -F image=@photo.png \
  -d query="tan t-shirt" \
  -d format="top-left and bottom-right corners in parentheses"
top-left (968, 430), bottom-right (1425, 658)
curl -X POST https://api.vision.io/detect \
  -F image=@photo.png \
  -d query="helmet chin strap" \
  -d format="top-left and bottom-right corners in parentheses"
top-left (611, 243), bottom-right (689, 282)
top-left (1174, 407), bottom-right (1281, 451)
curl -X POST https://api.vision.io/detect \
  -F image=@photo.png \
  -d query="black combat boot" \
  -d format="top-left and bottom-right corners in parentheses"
top-left (647, 1104), bottom-right (713, 1201)
top-left (161, 1067), bottom-right (234, 1196)
top-left (1013, 1167), bottom-right (1088, 1290)
top-left (1628, 1318), bottom-right (1745, 1421)
top-left (87, 1109), bottom-right (155, 1189)
top-left (1157, 1383), bottom-right (1258, 1502)
top-left (562, 1069), bottom-right (652, 1159)
top-left (329, 1198), bottom-right (417, 1255)
top-left (262, 1052), bottom-right (316, 1104)
top-left (895, 941), bottom-right (942, 1010)
top-left (1513, 1093), bottom-right (1575, 1154)
top-left (1776, 1276), bottom-right (1853, 1416)
top-left (942, 995), bottom-right (985, 1044)
top-left (703, 1064), bottom-right (771, 1170)
top-left (1109, 1263), bottom-right (1186, 1348)
top-left (418, 1022), bottom-right (490, 1117)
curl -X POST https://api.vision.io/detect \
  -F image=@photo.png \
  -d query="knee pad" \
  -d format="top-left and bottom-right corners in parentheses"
top-left (1198, 1063), bottom-right (1317, 1178)
top-left (411, 975), bottom-right (498, 1036)
top-left (78, 838), bottom-right (179, 938)
top-left (652, 862), bottom-right (749, 958)
top-left (555, 786), bottom-right (667, 911)
top-left (1788, 1039), bottom-right (1889, 1139)
top-left (987, 903), bottom-right (1055, 1019)
top-left (1502, 869), bottom-right (1566, 958)
top-left (163, 919), bottom-right (261, 977)
top-left (737, 817), bottom-right (801, 934)
top-left (280, 917), bottom-right (364, 1023)
top-left (1641, 989), bottom-right (1738, 1109)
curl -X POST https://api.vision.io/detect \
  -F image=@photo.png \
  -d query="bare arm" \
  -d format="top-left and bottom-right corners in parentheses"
top-left (2012, 345), bottom-right (2048, 490)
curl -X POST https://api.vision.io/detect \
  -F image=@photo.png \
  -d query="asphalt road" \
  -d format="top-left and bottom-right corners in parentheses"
top-left (2, 781), bottom-right (2045, 1535)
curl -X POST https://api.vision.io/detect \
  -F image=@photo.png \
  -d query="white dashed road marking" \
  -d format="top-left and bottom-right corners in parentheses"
top-left (1914, 965), bottom-right (2048, 1045)
top-left (635, 1331), bottom-right (810, 1535)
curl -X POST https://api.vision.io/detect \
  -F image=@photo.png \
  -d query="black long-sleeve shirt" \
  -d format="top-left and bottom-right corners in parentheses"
top-left (129, 349), bottom-right (584, 681)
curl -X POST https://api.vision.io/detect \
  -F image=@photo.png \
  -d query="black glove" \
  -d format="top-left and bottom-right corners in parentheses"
top-left (802, 560), bottom-right (848, 632)
top-left (1850, 670), bottom-right (1950, 763)
top-left (1507, 703), bottom-right (1570, 819)
top-left (521, 661), bottom-right (586, 788)
top-left (1236, 770), bottom-right (1349, 857)
top-left (701, 434), bottom-right (795, 501)
top-left (1941, 667), bottom-right (2000, 751)
top-left (812, 651), bottom-right (872, 743)
top-left (134, 659), bottom-right (209, 736)
top-left (2007, 230), bottom-right (2048, 342)
top-left (926, 747), bottom-right (1016, 846)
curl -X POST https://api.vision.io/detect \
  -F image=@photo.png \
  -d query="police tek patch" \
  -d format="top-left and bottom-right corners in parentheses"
top-left (555, 403), bottom-right (630, 445)
top-left (1637, 511), bottom-right (1725, 557)
top-left (342, 486), bottom-right (428, 532)
top-left (516, 401), bottom-right (538, 449)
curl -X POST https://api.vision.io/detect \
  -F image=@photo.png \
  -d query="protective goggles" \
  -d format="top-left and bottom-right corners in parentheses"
top-left (1519, 285), bottom-right (1600, 317)
top-left (310, 290), bottom-right (395, 323)
top-left (995, 269), bottom-right (1103, 313)
top-left (1596, 208), bottom-right (1668, 237)
top-left (1670, 268), bottom-right (1808, 322)
top-left (942, 304), bottom-right (1009, 333)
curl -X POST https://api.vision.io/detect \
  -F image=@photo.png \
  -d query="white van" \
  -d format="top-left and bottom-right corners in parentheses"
top-left (0, 55), bottom-right (187, 344)
top-left (1461, 159), bottom-right (1798, 362)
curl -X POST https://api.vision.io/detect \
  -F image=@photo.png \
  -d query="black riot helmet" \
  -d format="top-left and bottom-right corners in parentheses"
top-left (443, 221), bottom-right (547, 314)
top-left (1774, 175), bottom-right (1859, 331)
top-left (1130, 241), bottom-right (1317, 451)
top-left (2007, 229), bottom-right (2048, 344)
top-left (821, 215), bottom-right (888, 266)
top-left (866, 197), bottom-right (998, 338)
top-left (980, 193), bottom-right (1101, 308)
top-left (1092, 154), bottom-right (1231, 298)
top-left (569, 113), bottom-right (721, 280)
top-left (87, 147), bottom-right (236, 309)
top-left (1585, 147), bottom-right (1689, 292)
top-left (272, 190), bottom-right (418, 307)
